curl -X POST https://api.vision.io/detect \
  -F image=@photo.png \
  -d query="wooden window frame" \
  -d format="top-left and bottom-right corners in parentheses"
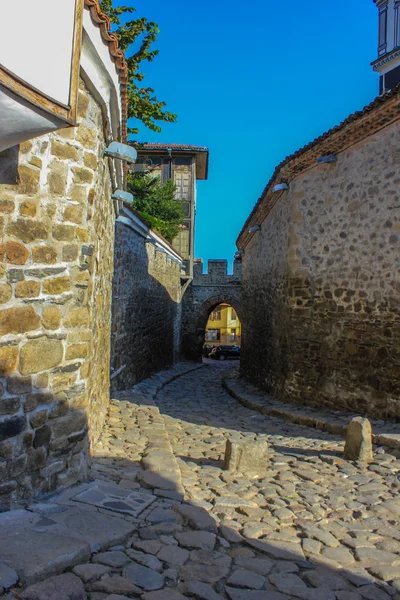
top-left (378, 2), bottom-right (388, 55)
top-left (0, 0), bottom-right (84, 125)
top-left (395, 1), bottom-right (400, 47)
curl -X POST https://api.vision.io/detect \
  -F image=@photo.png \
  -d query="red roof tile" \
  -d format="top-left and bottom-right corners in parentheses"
top-left (140, 143), bottom-right (208, 152)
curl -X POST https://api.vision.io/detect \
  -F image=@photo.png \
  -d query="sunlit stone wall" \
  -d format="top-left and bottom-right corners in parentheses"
top-left (241, 120), bottom-right (400, 419)
top-left (0, 80), bottom-right (115, 508)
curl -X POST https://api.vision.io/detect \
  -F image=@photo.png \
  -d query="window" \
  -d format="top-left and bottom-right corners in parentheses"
top-left (174, 171), bottom-right (191, 200)
top-left (182, 202), bottom-right (190, 217)
top-left (231, 309), bottom-right (237, 321)
top-left (230, 329), bottom-right (236, 342)
top-left (174, 157), bottom-right (192, 166)
top-left (206, 329), bottom-right (220, 341)
top-left (210, 307), bottom-right (221, 321)
top-left (173, 229), bottom-right (189, 258)
top-left (396, 2), bottom-right (400, 47)
top-left (379, 3), bottom-right (388, 55)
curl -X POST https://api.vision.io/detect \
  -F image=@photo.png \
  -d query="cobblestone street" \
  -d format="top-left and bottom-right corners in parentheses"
top-left (10, 362), bottom-right (400, 599)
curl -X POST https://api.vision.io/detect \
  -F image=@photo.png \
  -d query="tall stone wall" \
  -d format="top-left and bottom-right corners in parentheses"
top-left (182, 259), bottom-right (243, 360)
top-left (0, 80), bottom-right (115, 508)
top-left (241, 120), bottom-right (400, 419)
top-left (111, 221), bottom-right (182, 390)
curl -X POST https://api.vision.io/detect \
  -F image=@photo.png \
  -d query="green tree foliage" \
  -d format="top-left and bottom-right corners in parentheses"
top-left (100, 0), bottom-right (177, 134)
top-left (128, 172), bottom-right (184, 242)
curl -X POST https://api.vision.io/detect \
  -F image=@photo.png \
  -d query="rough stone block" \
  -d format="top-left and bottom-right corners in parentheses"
top-left (17, 165), bottom-right (40, 195)
top-left (76, 126), bottom-right (97, 149)
top-left (8, 377), bottom-right (32, 395)
top-left (20, 199), bottom-right (37, 217)
top-left (19, 338), bottom-right (64, 375)
top-left (19, 572), bottom-right (86, 599)
top-left (50, 411), bottom-right (87, 439)
top-left (224, 439), bottom-right (269, 474)
top-left (52, 224), bottom-right (75, 242)
top-left (0, 415), bottom-right (26, 442)
top-left (0, 306), bottom-right (40, 335)
top-left (0, 241), bottom-right (29, 264)
top-left (42, 306), bottom-right (61, 330)
top-left (64, 206), bottom-right (83, 224)
top-left (62, 244), bottom-right (79, 262)
top-left (32, 245), bottom-right (57, 264)
top-left (63, 307), bottom-right (89, 328)
top-left (0, 346), bottom-right (18, 375)
top-left (66, 344), bottom-right (89, 360)
top-left (51, 140), bottom-right (79, 162)
top-left (16, 280), bottom-right (40, 298)
top-left (6, 219), bottom-right (48, 243)
top-left (0, 396), bottom-right (20, 416)
top-left (72, 167), bottom-right (93, 184)
top-left (0, 283), bottom-right (12, 304)
top-left (43, 276), bottom-right (70, 295)
top-left (48, 161), bottom-right (68, 196)
top-left (343, 417), bottom-right (373, 462)
top-left (0, 200), bottom-right (14, 213)
top-left (33, 425), bottom-right (52, 449)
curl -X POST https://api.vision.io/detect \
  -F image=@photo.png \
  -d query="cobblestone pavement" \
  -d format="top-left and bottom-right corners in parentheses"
top-left (9, 362), bottom-right (400, 600)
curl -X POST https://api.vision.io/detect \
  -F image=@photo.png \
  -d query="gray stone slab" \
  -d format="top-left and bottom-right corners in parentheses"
top-left (89, 575), bottom-right (142, 596)
top-left (175, 503), bottom-right (217, 533)
top-left (0, 562), bottom-right (18, 589)
top-left (72, 563), bottom-right (112, 583)
top-left (92, 551), bottom-right (131, 568)
top-left (19, 573), bottom-right (85, 600)
top-left (123, 562), bottom-right (165, 591)
top-left (226, 589), bottom-right (286, 600)
top-left (73, 481), bottom-right (155, 517)
top-left (0, 529), bottom-right (90, 585)
top-left (33, 506), bottom-right (135, 552)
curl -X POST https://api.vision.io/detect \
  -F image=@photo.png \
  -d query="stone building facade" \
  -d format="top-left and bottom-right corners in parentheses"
top-left (238, 88), bottom-right (400, 420)
top-left (0, 1), bottom-right (128, 508)
top-left (111, 205), bottom-right (183, 390)
top-left (182, 259), bottom-right (242, 361)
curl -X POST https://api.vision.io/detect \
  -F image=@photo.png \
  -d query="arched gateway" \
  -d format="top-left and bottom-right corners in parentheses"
top-left (181, 259), bottom-right (243, 361)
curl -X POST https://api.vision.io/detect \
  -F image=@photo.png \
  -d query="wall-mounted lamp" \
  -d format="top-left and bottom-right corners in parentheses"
top-left (235, 250), bottom-right (244, 258)
top-left (104, 142), bottom-right (138, 164)
top-left (111, 190), bottom-right (134, 203)
top-left (317, 154), bottom-right (337, 164)
top-left (249, 225), bottom-right (261, 234)
top-left (272, 183), bottom-right (289, 192)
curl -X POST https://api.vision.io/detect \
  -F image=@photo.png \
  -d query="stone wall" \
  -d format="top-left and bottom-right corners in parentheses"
top-left (111, 220), bottom-right (182, 390)
top-left (182, 259), bottom-right (243, 360)
top-left (0, 79), bottom-right (115, 507)
top-left (241, 120), bottom-right (400, 419)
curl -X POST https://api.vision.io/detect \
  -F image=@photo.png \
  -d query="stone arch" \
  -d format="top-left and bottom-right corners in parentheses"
top-left (182, 290), bottom-right (243, 361)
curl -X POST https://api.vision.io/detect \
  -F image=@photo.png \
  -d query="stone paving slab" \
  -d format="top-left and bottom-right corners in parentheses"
top-left (0, 529), bottom-right (90, 586)
top-left (72, 480), bottom-right (156, 517)
top-left (223, 374), bottom-right (400, 450)
top-left (6, 363), bottom-right (400, 599)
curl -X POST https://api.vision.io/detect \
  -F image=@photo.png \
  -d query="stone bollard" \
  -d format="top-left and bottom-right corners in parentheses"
top-left (343, 416), bottom-right (373, 462)
top-left (224, 439), bottom-right (269, 474)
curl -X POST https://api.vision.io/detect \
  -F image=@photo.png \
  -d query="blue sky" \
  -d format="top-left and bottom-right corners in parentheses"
top-left (128, 0), bottom-right (378, 270)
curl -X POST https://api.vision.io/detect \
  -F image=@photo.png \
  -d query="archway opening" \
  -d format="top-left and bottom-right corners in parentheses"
top-left (202, 302), bottom-right (242, 361)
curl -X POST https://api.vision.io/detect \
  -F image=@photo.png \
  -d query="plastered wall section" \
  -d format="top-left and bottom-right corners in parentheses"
top-left (111, 222), bottom-right (182, 391)
top-left (242, 120), bottom-right (400, 419)
top-left (0, 79), bottom-right (115, 508)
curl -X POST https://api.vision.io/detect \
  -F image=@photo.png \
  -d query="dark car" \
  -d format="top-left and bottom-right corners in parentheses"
top-left (209, 345), bottom-right (240, 360)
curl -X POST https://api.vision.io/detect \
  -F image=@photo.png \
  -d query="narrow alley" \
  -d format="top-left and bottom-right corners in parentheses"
top-left (11, 362), bottom-right (400, 599)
